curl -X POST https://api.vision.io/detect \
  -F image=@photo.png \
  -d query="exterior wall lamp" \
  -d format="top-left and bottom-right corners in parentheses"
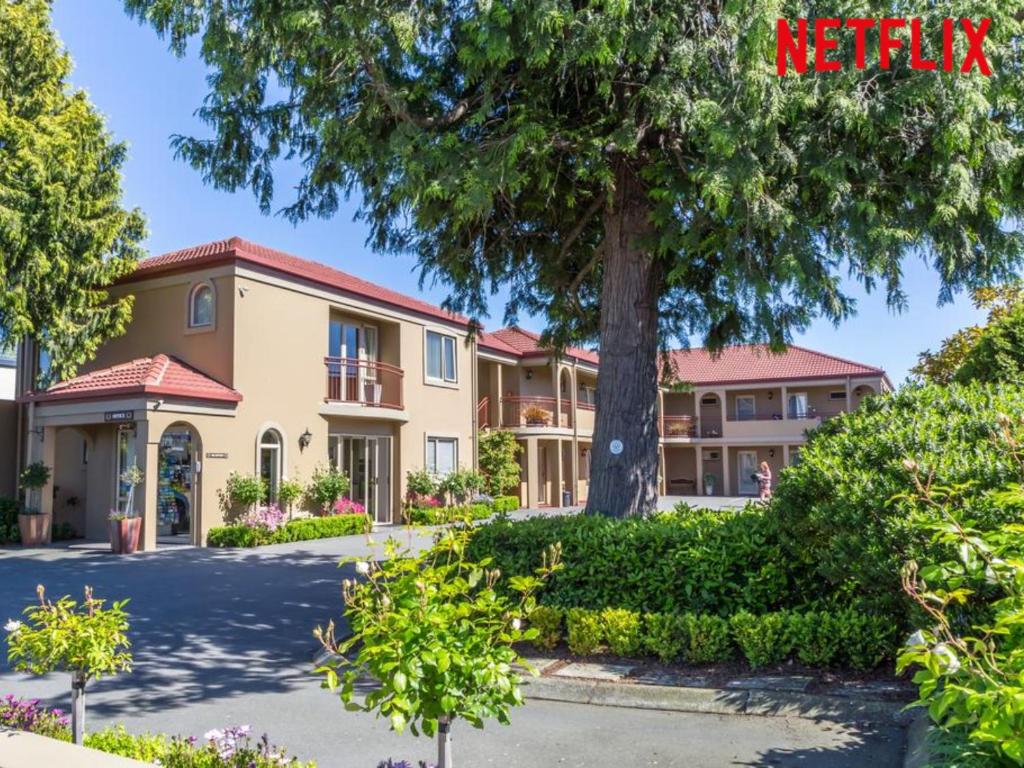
top-left (299, 429), bottom-right (312, 450)
top-left (525, 369), bottom-right (534, 380)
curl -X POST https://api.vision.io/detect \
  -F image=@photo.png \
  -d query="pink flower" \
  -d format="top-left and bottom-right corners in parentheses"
top-left (333, 497), bottom-right (366, 516)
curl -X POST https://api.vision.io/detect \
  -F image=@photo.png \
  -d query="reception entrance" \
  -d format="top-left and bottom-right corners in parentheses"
top-left (158, 425), bottom-right (198, 544)
top-left (328, 435), bottom-right (392, 524)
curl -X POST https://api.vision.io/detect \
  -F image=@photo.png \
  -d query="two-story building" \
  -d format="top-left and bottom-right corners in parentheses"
top-left (10, 236), bottom-right (889, 550)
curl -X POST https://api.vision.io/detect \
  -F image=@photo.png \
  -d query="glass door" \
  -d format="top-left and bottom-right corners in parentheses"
top-left (330, 434), bottom-right (392, 524)
top-left (158, 427), bottom-right (195, 540)
top-left (328, 321), bottom-right (379, 403)
top-left (115, 426), bottom-right (137, 515)
top-left (735, 396), bottom-right (756, 421)
top-left (738, 450), bottom-right (758, 495)
top-left (787, 392), bottom-right (808, 419)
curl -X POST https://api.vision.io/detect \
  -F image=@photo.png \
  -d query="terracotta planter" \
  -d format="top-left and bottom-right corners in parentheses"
top-left (109, 517), bottom-right (142, 554)
top-left (18, 514), bottom-right (51, 547)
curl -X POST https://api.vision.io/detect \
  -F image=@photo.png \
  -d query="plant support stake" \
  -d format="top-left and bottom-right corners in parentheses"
top-left (438, 716), bottom-right (453, 768)
top-left (71, 671), bottom-right (86, 744)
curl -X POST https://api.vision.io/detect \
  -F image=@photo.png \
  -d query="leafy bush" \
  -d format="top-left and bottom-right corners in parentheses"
top-left (405, 468), bottom-right (439, 500)
top-left (730, 611), bottom-right (791, 668)
top-left (277, 478), bottom-right (304, 515)
top-left (492, 495), bottom-right (520, 514)
top-left (773, 383), bottom-right (1024, 616)
top-left (0, 497), bottom-right (19, 528)
top-left (85, 726), bottom-right (167, 762)
top-left (478, 431), bottom-right (523, 496)
top-left (788, 611), bottom-right (843, 667)
top-left (682, 614), bottom-right (732, 664)
top-left (223, 472), bottom-right (267, 513)
top-left (0, 695), bottom-right (70, 740)
top-left (528, 606), bottom-right (562, 650)
top-left (601, 608), bottom-right (642, 657)
top-left (306, 465), bottom-right (351, 514)
top-left (835, 608), bottom-right (897, 670)
top-left (208, 514), bottom-right (371, 547)
top-left (466, 506), bottom-right (792, 616)
top-left (566, 608), bottom-right (603, 655)
top-left (406, 503), bottom-right (492, 526)
top-left (643, 613), bottom-right (687, 663)
top-left (439, 469), bottom-right (485, 505)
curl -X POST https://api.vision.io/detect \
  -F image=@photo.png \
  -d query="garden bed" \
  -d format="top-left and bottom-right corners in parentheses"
top-left (207, 514), bottom-right (372, 547)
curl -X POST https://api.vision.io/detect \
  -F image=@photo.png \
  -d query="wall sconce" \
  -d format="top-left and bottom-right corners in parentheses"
top-left (525, 369), bottom-right (534, 380)
top-left (299, 429), bottom-right (312, 450)
top-left (768, 448), bottom-right (775, 458)
top-left (767, 392), bottom-right (773, 400)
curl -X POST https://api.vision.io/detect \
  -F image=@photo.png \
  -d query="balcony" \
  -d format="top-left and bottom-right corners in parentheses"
top-left (501, 396), bottom-right (572, 430)
top-left (323, 357), bottom-right (405, 418)
top-left (660, 415), bottom-right (697, 438)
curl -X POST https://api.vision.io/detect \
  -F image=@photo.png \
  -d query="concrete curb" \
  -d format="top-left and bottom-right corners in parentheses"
top-left (523, 675), bottom-right (919, 726)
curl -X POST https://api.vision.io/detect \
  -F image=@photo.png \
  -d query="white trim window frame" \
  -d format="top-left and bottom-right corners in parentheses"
top-left (735, 395), bottom-right (756, 421)
top-left (426, 435), bottom-right (458, 476)
top-left (788, 392), bottom-right (809, 419)
top-left (425, 330), bottom-right (458, 385)
top-left (187, 281), bottom-right (216, 330)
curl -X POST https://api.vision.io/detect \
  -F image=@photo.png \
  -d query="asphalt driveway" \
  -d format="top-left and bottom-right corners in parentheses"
top-left (0, 531), bottom-right (907, 767)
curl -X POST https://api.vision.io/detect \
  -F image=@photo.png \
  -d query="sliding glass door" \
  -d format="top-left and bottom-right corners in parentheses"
top-left (328, 435), bottom-right (392, 524)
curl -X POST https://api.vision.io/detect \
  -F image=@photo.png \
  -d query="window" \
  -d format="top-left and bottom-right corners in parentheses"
top-left (829, 390), bottom-right (847, 400)
top-left (735, 395), bottom-right (756, 421)
top-left (426, 331), bottom-right (457, 383)
top-left (259, 429), bottom-right (282, 502)
top-left (188, 283), bottom-right (215, 328)
top-left (426, 436), bottom-right (458, 476)
top-left (788, 392), bottom-right (809, 418)
top-left (580, 447), bottom-right (591, 480)
top-left (579, 384), bottom-right (597, 407)
top-left (700, 395), bottom-right (718, 406)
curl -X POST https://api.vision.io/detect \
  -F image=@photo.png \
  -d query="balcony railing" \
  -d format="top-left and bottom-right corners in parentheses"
top-left (660, 415), bottom-right (697, 438)
top-left (501, 396), bottom-right (572, 428)
top-left (788, 405), bottom-right (848, 421)
top-left (478, 396), bottom-right (490, 429)
top-left (325, 357), bottom-right (404, 409)
top-left (726, 410), bottom-right (786, 422)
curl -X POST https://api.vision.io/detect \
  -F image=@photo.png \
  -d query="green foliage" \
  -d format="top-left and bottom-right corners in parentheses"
top-left (773, 384), bottom-right (1024, 616)
top-left (84, 726), bottom-right (314, 767)
top-left (466, 506), bottom-right (792, 616)
top-left (478, 431), bottom-right (523, 496)
top-left (405, 469), bottom-right (439, 500)
top-left (955, 304), bottom-right (1024, 385)
top-left (85, 727), bottom-right (168, 763)
top-left (0, 0), bottom-right (145, 381)
top-left (527, 606), bottom-right (562, 651)
top-left (314, 527), bottom-right (562, 738)
top-left (491, 496), bottom-right (520, 515)
top-left (406, 503), bottom-right (491, 526)
top-left (207, 514), bottom-right (371, 547)
top-left (730, 611), bottom-right (791, 669)
top-left (7, 585), bottom-right (131, 682)
top-left (222, 472), bottom-right (267, 515)
top-left (836, 609), bottom-right (897, 671)
top-left (306, 466), bottom-right (350, 514)
top-left (18, 462), bottom-right (50, 490)
top-left (0, 497), bottom-right (20, 527)
top-left (643, 613), bottom-right (687, 663)
top-left (682, 614), bottom-right (733, 664)
top-left (566, 608), bottom-right (603, 656)
top-left (439, 469), bottom-right (485, 505)
top-left (788, 611), bottom-right (843, 668)
top-left (600, 608), bottom-right (642, 657)
top-left (277, 478), bottom-right (304, 514)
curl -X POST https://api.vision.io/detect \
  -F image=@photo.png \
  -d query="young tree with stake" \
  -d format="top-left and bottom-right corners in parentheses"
top-left (124, 0), bottom-right (1024, 516)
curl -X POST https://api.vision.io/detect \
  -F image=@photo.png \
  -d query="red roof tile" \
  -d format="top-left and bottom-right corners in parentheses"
top-left (486, 326), bottom-right (601, 365)
top-left (477, 331), bottom-right (523, 358)
top-left (27, 355), bottom-right (242, 404)
top-left (665, 345), bottom-right (886, 386)
top-left (128, 237), bottom-right (468, 326)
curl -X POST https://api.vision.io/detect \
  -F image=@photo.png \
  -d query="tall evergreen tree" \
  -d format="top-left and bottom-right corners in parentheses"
top-left (124, 0), bottom-right (1024, 515)
top-left (1, 0), bottom-right (145, 383)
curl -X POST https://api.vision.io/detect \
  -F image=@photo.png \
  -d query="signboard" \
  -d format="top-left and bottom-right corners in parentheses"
top-left (205, 452), bottom-right (229, 459)
top-left (104, 410), bottom-right (134, 422)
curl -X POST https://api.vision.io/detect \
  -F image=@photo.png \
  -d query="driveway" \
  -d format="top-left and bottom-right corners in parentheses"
top-left (0, 532), bottom-right (906, 767)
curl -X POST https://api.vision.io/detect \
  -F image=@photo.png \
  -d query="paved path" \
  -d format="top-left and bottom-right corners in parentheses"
top-left (0, 531), bottom-right (905, 767)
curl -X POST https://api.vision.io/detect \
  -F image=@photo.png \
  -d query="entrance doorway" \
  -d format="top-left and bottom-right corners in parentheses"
top-left (737, 450), bottom-right (758, 495)
top-left (329, 435), bottom-right (392, 524)
top-left (158, 425), bottom-right (198, 544)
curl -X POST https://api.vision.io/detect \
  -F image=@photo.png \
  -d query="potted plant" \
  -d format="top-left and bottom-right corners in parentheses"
top-left (109, 464), bottom-right (143, 554)
top-left (18, 462), bottom-right (52, 546)
top-left (523, 404), bottom-right (549, 426)
top-left (703, 472), bottom-right (716, 496)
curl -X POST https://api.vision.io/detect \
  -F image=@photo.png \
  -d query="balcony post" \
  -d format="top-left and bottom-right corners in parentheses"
top-left (722, 446), bottom-right (731, 497)
top-left (781, 385), bottom-right (788, 421)
top-left (845, 376), bottom-right (852, 413)
top-left (783, 444), bottom-right (790, 466)
top-left (695, 446), bottom-right (704, 495)
top-left (570, 363), bottom-right (579, 504)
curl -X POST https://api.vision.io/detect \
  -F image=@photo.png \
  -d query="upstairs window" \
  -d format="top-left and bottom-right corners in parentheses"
top-left (188, 283), bottom-right (215, 328)
top-left (426, 330), bottom-right (457, 383)
top-left (426, 436), bottom-right (458, 476)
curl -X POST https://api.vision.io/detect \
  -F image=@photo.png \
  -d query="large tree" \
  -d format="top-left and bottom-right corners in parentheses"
top-left (124, 0), bottom-right (1024, 516)
top-left (1, 0), bottom-right (145, 383)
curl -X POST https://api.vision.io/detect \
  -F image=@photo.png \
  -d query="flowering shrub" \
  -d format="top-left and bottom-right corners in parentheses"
top-left (240, 504), bottom-right (287, 532)
top-left (0, 695), bottom-right (70, 741)
top-left (333, 497), bottom-right (366, 516)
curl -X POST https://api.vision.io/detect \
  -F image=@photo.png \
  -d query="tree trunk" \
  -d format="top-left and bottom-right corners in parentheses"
top-left (70, 671), bottom-right (86, 744)
top-left (585, 162), bottom-right (662, 518)
top-left (437, 716), bottom-right (453, 768)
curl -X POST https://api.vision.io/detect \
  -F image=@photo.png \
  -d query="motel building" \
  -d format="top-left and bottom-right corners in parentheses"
top-left (7, 238), bottom-right (890, 550)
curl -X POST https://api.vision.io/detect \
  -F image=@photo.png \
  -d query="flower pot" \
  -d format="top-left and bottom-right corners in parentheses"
top-left (18, 513), bottom-right (52, 547)
top-left (109, 517), bottom-right (142, 554)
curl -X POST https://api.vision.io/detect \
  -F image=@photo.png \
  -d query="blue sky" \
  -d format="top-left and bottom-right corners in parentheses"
top-left (52, 1), bottom-right (992, 383)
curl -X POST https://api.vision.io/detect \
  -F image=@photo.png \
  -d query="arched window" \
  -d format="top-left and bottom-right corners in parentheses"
top-left (259, 429), bottom-right (282, 503)
top-left (188, 283), bottom-right (215, 328)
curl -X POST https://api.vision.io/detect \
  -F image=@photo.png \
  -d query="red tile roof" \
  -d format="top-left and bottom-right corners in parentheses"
top-left (127, 236), bottom-right (468, 326)
top-left (26, 355), bottom-right (242, 404)
top-left (483, 326), bottom-right (600, 365)
top-left (477, 331), bottom-right (523, 358)
top-left (666, 345), bottom-right (886, 386)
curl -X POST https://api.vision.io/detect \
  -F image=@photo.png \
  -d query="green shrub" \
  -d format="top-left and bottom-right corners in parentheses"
top-left (835, 609), bottom-right (897, 670)
top-left (223, 472), bottom-right (267, 511)
top-left (787, 611), bottom-right (842, 667)
top-left (682, 614), bottom-right (733, 663)
top-left (440, 468), bottom-right (485, 504)
top-left (773, 383), bottom-right (1024, 616)
top-left (478, 430), bottom-right (523, 496)
top-left (466, 506), bottom-right (793, 616)
top-left (85, 726), bottom-right (168, 763)
top-left (207, 514), bottom-right (371, 547)
top-left (601, 608), bottom-right (642, 657)
top-left (730, 611), bottom-right (792, 668)
top-left (0, 497), bottom-right (19, 528)
top-left (528, 605), bottom-right (563, 650)
top-left (306, 465), bottom-right (351, 514)
top-left (405, 468), bottom-right (439, 499)
top-left (566, 608), bottom-right (603, 655)
top-left (643, 613), bottom-right (687, 662)
top-left (407, 503), bottom-right (492, 526)
top-left (492, 495), bottom-right (520, 514)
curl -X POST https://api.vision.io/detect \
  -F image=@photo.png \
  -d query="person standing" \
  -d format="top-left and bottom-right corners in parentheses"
top-left (756, 461), bottom-right (773, 501)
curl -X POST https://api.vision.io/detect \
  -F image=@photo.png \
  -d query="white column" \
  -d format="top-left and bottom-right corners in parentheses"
top-left (781, 385), bottom-right (788, 421)
top-left (722, 446), bottom-right (731, 497)
top-left (783, 444), bottom-right (791, 466)
top-left (695, 447), bottom-right (704, 495)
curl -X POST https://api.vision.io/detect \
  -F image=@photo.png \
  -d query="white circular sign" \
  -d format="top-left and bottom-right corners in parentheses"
top-left (609, 439), bottom-right (624, 455)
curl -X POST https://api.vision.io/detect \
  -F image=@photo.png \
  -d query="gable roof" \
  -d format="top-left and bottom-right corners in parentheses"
top-left (127, 237), bottom-right (468, 327)
top-left (25, 355), bottom-right (242, 404)
top-left (481, 326), bottom-right (600, 365)
top-left (665, 344), bottom-right (887, 386)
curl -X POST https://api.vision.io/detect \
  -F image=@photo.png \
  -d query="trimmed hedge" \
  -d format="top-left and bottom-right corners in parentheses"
top-left (528, 606), bottom-right (896, 670)
top-left (466, 506), bottom-right (796, 616)
top-left (492, 495), bottom-right (520, 514)
top-left (406, 502), bottom-right (492, 525)
top-left (207, 514), bottom-right (372, 547)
